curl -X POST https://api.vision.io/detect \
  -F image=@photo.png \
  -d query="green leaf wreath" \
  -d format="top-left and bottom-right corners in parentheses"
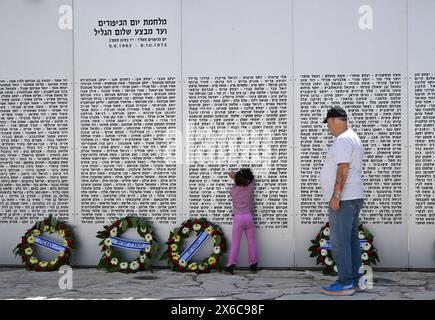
top-left (96, 216), bottom-right (159, 273)
top-left (308, 222), bottom-right (380, 276)
top-left (161, 218), bottom-right (227, 273)
top-left (13, 215), bottom-right (75, 271)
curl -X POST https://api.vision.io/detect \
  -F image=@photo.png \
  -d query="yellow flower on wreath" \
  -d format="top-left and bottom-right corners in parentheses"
top-left (170, 244), bottom-right (178, 251)
top-left (205, 226), bottom-right (213, 235)
top-left (208, 257), bottom-right (216, 265)
top-left (188, 262), bottom-right (198, 271)
top-left (59, 229), bottom-right (66, 237)
top-left (29, 257), bottom-right (38, 264)
top-left (27, 235), bottom-right (35, 244)
top-left (172, 235), bottom-right (180, 242)
top-left (32, 229), bottom-right (41, 236)
top-left (172, 253), bottom-right (180, 260)
top-left (59, 251), bottom-right (65, 257)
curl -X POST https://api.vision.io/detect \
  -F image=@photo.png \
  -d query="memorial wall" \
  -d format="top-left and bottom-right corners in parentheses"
top-left (0, 0), bottom-right (434, 268)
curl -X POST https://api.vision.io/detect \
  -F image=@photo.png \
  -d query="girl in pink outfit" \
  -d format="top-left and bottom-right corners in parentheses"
top-left (224, 168), bottom-right (258, 274)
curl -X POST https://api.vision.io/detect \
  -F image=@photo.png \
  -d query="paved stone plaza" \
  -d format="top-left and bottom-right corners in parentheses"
top-left (1, 268), bottom-right (435, 300)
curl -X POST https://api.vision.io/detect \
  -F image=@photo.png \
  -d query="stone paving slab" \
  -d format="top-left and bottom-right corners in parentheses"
top-left (0, 268), bottom-right (434, 300)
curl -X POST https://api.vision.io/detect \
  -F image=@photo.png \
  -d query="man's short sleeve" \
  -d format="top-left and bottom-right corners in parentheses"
top-left (334, 137), bottom-right (353, 164)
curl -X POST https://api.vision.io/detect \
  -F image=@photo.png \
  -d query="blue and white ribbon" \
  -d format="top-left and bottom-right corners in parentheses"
top-left (34, 236), bottom-right (67, 253)
top-left (320, 240), bottom-right (368, 250)
top-left (110, 237), bottom-right (150, 251)
top-left (179, 231), bottom-right (210, 262)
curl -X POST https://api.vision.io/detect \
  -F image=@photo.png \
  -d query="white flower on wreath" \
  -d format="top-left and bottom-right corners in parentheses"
top-left (325, 257), bottom-right (333, 266)
top-left (27, 236), bottom-right (35, 244)
top-left (363, 242), bottom-right (371, 251)
top-left (59, 229), bottom-right (65, 238)
top-left (361, 253), bottom-right (369, 261)
top-left (63, 240), bottom-right (69, 247)
top-left (334, 265), bottom-right (338, 273)
top-left (319, 238), bottom-right (327, 247)
top-left (182, 227), bottom-right (190, 234)
top-left (213, 246), bottom-right (221, 255)
top-left (111, 258), bottom-right (118, 265)
top-left (145, 245), bottom-right (151, 253)
top-left (140, 227), bottom-right (147, 234)
top-left (105, 249), bottom-right (112, 257)
top-left (104, 238), bottom-right (112, 247)
top-left (320, 249), bottom-right (328, 257)
top-left (145, 233), bottom-right (153, 242)
top-left (129, 261), bottom-right (139, 270)
top-left (139, 255), bottom-right (147, 263)
top-left (359, 231), bottom-right (366, 240)
top-left (39, 261), bottom-right (48, 267)
top-left (198, 264), bottom-right (205, 271)
top-left (120, 262), bottom-right (128, 270)
top-left (110, 227), bottom-right (118, 237)
top-left (50, 258), bottom-right (58, 265)
top-left (32, 229), bottom-right (41, 236)
top-left (322, 227), bottom-right (330, 237)
top-left (179, 259), bottom-right (187, 267)
top-left (25, 248), bottom-right (33, 256)
top-left (59, 251), bottom-right (65, 257)
top-left (29, 257), bottom-right (38, 264)
top-left (193, 224), bottom-right (201, 231)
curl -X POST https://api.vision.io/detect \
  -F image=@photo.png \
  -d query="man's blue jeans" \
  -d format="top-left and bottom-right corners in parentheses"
top-left (328, 199), bottom-right (364, 286)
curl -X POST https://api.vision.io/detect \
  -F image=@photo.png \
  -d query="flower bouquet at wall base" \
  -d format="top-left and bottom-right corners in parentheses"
top-left (308, 222), bottom-right (380, 276)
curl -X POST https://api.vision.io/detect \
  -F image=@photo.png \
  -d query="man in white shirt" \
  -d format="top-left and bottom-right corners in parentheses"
top-left (319, 107), bottom-right (364, 296)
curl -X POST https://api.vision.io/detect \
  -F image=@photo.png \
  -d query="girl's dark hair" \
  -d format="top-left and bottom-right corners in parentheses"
top-left (234, 168), bottom-right (254, 186)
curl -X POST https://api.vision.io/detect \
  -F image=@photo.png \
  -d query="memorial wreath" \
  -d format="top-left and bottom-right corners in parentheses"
top-left (162, 218), bottom-right (227, 273)
top-left (13, 215), bottom-right (75, 271)
top-left (308, 222), bottom-right (380, 276)
top-left (97, 216), bottom-right (158, 273)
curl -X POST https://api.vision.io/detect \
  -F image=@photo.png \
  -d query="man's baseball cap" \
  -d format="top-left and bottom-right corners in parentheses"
top-left (322, 107), bottom-right (347, 123)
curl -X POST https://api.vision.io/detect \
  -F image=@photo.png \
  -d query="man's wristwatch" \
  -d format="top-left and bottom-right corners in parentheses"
top-left (333, 192), bottom-right (341, 199)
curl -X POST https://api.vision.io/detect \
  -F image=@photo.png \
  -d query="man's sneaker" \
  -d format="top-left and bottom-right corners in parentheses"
top-left (249, 263), bottom-right (258, 273)
top-left (224, 264), bottom-right (235, 274)
top-left (321, 282), bottom-right (355, 296)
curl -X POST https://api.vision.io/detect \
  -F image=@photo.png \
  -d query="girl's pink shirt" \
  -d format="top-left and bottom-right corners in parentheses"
top-left (230, 179), bottom-right (255, 215)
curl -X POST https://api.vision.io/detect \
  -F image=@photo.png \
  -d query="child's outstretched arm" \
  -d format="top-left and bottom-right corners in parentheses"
top-left (228, 170), bottom-right (236, 180)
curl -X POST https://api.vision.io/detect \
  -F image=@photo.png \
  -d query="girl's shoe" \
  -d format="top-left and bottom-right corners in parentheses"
top-left (249, 263), bottom-right (257, 273)
top-left (224, 264), bottom-right (235, 274)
